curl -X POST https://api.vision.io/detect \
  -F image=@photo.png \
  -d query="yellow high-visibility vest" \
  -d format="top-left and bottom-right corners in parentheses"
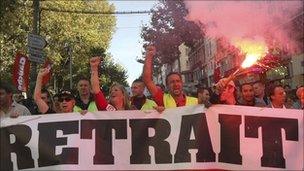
top-left (163, 93), bottom-right (197, 108)
top-left (141, 99), bottom-right (157, 110)
top-left (73, 101), bottom-right (98, 112)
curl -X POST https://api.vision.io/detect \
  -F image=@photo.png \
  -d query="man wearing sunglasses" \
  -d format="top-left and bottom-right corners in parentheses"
top-left (58, 90), bottom-right (76, 113)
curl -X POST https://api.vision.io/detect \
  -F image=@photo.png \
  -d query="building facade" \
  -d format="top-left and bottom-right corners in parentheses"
top-left (153, 9), bottom-right (303, 93)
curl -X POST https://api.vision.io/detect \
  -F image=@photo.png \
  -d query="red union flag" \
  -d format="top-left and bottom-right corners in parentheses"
top-left (12, 53), bottom-right (30, 92)
top-left (214, 66), bottom-right (221, 83)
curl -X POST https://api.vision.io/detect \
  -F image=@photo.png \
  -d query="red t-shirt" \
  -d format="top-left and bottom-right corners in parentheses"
top-left (153, 88), bottom-right (165, 106)
top-left (94, 91), bottom-right (116, 111)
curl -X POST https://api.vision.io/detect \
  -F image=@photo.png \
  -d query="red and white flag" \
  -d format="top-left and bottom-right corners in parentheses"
top-left (12, 53), bottom-right (30, 92)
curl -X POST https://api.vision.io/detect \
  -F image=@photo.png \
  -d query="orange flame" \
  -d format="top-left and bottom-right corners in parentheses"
top-left (233, 39), bottom-right (268, 68)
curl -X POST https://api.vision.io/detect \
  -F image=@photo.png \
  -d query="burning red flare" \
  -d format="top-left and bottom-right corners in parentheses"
top-left (233, 38), bottom-right (268, 68)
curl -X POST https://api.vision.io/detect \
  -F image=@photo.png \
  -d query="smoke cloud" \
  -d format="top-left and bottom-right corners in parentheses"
top-left (185, 1), bottom-right (303, 53)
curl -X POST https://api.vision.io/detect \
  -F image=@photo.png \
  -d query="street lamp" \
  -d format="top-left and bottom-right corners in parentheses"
top-left (64, 42), bottom-right (73, 90)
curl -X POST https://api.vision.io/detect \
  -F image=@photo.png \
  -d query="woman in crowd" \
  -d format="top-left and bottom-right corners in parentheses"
top-left (90, 57), bottom-right (131, 111)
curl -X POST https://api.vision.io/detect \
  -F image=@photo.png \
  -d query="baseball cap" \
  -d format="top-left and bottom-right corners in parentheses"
top-left (58, 90), bottom-right (75, 99)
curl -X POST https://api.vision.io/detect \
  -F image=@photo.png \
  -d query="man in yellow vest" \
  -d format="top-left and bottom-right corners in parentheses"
top-left (73, 77), bottom-right (98, 112)
top-left (142, 45), bottom-right (197, 108)
top-left (131, 78), bottom-right (157, 110)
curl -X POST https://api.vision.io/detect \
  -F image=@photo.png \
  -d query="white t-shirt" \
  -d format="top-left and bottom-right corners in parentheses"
top-left (0, 101), bottom-right (31, 118)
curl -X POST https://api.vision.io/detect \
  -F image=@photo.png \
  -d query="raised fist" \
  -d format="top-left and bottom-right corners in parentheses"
top-left (146, 45), bottom-right (156, 57)
top-left (37, 68), bottom-right (50, 78)
top-left (90, 56), bottom-right (101, 68)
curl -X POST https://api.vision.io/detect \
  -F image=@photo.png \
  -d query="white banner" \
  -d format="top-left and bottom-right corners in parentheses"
top-left (0, 105), bottom-right (303, 170)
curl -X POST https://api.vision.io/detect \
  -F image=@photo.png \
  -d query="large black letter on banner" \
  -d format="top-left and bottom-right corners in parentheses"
top-left (218, 114), bottom-right (242, 164)
top-left (130, 119), bottom-right (172, 164)
top-left (38, 121), bottom-right (79, 167)
top-left (174, 113), bottom-right (215, 163)
top-left (0, 125), bottom-right (34, 171)
top-left (81, 120), bottom-right (127, 164)
top-left (245, 116), bottom-right (298, 168)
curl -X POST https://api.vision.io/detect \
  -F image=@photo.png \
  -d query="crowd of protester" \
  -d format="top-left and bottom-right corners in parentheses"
top-left (0, 45), bottom-right (303, 118)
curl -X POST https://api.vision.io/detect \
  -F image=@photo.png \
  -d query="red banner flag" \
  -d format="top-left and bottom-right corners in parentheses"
top-left (12, 53), bottom-right (30, 92)
top-left (214, 67), bottom-right (221, 83)
top-left (42, 59), bottom-right (52, 85)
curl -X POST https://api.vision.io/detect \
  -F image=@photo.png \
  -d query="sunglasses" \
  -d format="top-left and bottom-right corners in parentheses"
top-left (58, 97), bottom-right (73, 102)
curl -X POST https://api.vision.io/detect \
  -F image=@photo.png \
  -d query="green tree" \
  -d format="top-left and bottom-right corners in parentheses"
top-left (0, 0), bottom-right (32, 82)
top-left (139, 0), bottom-right (204, 65)
top-left (72, 47), bottom-right (128, 94)
top-left (99, 54), bottom-right (129, 96)
top-left (0, 0), bottom-right (128, 92)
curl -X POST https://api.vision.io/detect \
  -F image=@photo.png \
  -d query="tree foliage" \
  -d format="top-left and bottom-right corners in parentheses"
top-left (90, 47), bottom-right (128, 88)
top-left (139, 0), bottom-right (204, 64)
top-left (0, 0), bottom-right (128, 92)
top-left (0, 0), bottom-right (32, 82)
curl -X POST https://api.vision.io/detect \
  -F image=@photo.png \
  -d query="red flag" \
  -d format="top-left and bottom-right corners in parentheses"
top-left (12, 53), bottom-right (30, 92)
top-left (42, 59), bottom-right (52, 85)
top-left (214, 67), bottom-right (221, 83)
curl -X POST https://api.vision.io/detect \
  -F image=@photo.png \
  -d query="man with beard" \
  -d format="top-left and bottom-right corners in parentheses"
top-left (131, 78), bottom-right (157, 110)
top-left (143, 45), bottom-right (197, 108)
top-left (74, 77), bottom-right (98, 112)
top-left (238, 83), bottom-right (266, 107)
top-left (197, 86), bottom-right (212, 108)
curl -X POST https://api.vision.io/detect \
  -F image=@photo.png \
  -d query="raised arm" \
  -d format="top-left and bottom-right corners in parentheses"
top-left (142, 45), bottom-right (159, 97)
top-left (90, 57), bottom-right (108, 110)
top-left (34, 68), bottom-right (50, 113)
top-left (90, 57), bottom-right (101, 94)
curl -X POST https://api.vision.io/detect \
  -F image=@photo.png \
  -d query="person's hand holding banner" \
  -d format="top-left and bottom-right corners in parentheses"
top-left (80, 110), bottom-right (88, 115)
top-left (153, 106), bottom-right (165, 113)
